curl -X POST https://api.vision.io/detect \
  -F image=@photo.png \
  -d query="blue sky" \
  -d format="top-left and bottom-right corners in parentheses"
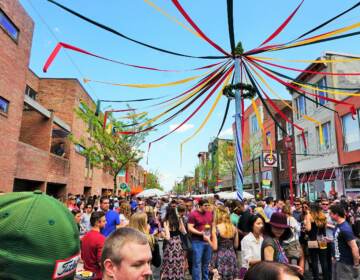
top-left (20, 0), bottom-right (360, 190)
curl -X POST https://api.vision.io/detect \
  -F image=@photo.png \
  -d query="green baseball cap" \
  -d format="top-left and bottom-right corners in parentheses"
top-left (0, 191), bottom-right (80, 279)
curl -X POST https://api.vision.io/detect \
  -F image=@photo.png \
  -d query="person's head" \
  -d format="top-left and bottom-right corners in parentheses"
top-left (294, 199), bottom-right (302, 211)
top-left (329, 204), bottom-right (346, 223)
top-left (275, 199), bottom-right (285, 210)
top-left (244, 261), bottom-right (304, 280)
top-left (85, 203), bottom-right (93, 214)
top-left (170, 200), bottom-right (177, 209)
top-left (102, 228), bottom-right (152, 280)
top-left (90, 211), bottom-right (106, 229)
top-left (138, 200), bottom-right (145, 211)
top-left (100, 197), bottom-right (110, 212)
top-left (309, 203), bottom-right (327, 228)
top-left (282, 204), bottom-right (292, 217)
top-left (71, 209), bottom-right (82, 224)
top-left (321, 199), bottom-right (329, 211)
top-left (198, 199), bottom-right (210, 213)
top-left (265, 197), bottom-right (274, 207)
top-left (165, 206), bottom-right (179, 230)
top-left (67, 195), bottom-right (76, 206)
top-left (264, 212), bottom-right (292, 241)
top-left (129, 212), bottom-right (149, 234)
top-left (249, 214), bottom-right (265, 236)
top-left (214, 194), bottom-right (220, 201)
top-left (185, 200), bottom-right (193, 211)
top-left (120, 202), bottom-right (131, 218)
top-left (214, 205), bottom-right (234, 237)
top-left (233, 201), bottom-right (244, 215)
top-left (177, 205), bottom-right (186, 217)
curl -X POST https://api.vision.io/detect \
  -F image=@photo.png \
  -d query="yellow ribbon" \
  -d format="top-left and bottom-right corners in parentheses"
top-left (180, 70), bottom-right (233, 164)
top-left (120, 111), bottom-right (148, 119)
top-left (83, 70), bottom-right (210, 88)
top-left (143, 0), bottom-right (201, 39)
top-left (292, 81), bottom-right (360, 97)
top-left (303, 115), bottom-right (323, 145)
top-left (275, 22), bottom-right (360, 51)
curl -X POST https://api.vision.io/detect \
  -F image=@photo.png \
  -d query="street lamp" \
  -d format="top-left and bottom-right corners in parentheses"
top-left (285, 136), bottom-right (294, 205)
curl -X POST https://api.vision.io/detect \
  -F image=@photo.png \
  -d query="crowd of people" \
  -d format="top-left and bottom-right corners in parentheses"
top-left (63, 192), bottom-right (360, 280)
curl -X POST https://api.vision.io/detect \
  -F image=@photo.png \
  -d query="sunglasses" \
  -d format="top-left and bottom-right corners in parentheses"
top-left (295, 203), bottom-right (301, 206)
top-left (322, 203), bottom-right (329, 206)
top-left (203, 204), bottom-right (210, 207)
top-left (87, 206), bottom-right (93, 209)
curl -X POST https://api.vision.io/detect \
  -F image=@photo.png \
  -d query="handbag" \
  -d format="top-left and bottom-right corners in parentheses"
top-left (180, 233), bottom-right (192, 251)
top-left (151, 239), bottom-right (162, 267)
top-left (307, 240), bottom-right (319, 249)
top-left (284, 240), bottom-right (302, 259)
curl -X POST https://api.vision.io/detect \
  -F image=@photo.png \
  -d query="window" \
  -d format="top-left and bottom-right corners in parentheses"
top-left (0, 9), bottom-right (19, 42)
top-left (317, 121), bottom-right (331, 151)
top-left (266, 131), bottom-right (271, 146)
top-left (342, 113), bottom-right (360, 152)
top-left (250, 114), bottom-right (259, 134)
top-left (295, 95), bottom-right (306, 119)
top-left (297, 132), bottom-right (308, 154)
top-left (286, 122), bottom-right (293, 136)
top-left (75, 144), bottom-right (86, 154)
top-left (0, 96), bottom-right (9, 114)
top-left (25, 85), bottom-right (37, 100)
top-left (279, 154), bottom-right (284, 171)
top-left (79, 102), bottom-right (87, 113)
top-left (277, 125), bottom-right (283, 140)
top-left (315, 78), bottom-right (328, 107)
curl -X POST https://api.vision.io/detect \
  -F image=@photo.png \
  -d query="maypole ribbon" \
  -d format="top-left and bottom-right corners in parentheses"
top-left (103, 108), bottom-right (135, 129)
top-left (226, 0), bottom-right (236, 55)
top-left (47, 0), bottom-right (227, 59)
top-left (147, 66), bottom-right (234, 156)
top-left (171, 0), bottom-right (231, 56)
top-left (83, 70), bottom-right (212, 88)
top-left (43, 42), bottom-right (224, 73)
top-left (246, 61), bottom-right (325, 144)
top-left (248, 55), bottom-right (360, 64)
top-left (180, 71), bottom-right (232, 164)
top-left (258, 0), bottom-right (304, 47)
top-left (143, 0), bottom-right (201, 38)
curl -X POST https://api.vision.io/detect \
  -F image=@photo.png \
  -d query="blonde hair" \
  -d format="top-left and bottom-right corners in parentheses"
top-left (129, 212), bottom-right (154, 249)
top-left (120, 202), bottom-right (131, 219)
top-left (214, 206), bottom-right (234, 238)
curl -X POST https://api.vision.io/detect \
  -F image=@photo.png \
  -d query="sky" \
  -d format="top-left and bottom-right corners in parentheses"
top-left (19, 0), bottom-right (360, 190)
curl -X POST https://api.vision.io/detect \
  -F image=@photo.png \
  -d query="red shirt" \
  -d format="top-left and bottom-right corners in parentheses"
top-left (188, 210), bottom-right (213, 240)
top-left (81, 230), bottom-right (105, 280)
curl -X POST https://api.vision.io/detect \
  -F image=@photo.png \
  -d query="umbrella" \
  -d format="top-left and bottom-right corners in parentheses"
top-left (136, 188), bottom-right (166, 198)
top-left (217, 191), bottom-right (254, 200)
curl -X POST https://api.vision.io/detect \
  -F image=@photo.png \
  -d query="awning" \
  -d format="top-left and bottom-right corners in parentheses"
top-left (297, 168), bottom-right (336, 183)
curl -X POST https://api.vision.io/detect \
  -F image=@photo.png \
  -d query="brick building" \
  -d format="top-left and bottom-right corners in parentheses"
top-left (0, 0), bottom-right (147, 198)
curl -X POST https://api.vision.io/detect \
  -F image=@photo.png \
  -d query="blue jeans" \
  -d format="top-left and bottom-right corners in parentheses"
top-left (192, 240), bottom-right (212, 280)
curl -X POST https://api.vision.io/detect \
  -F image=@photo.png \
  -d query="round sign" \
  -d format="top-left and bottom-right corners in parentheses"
top-left (264, 154), bottom-right (276, 166)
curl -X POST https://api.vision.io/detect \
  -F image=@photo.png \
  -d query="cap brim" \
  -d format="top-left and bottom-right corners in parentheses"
top-left (269, 222), bottom-right (289, 229)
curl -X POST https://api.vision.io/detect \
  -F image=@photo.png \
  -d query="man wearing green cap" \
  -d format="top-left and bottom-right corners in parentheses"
top-left (0, 191), bottom-right (80, 279)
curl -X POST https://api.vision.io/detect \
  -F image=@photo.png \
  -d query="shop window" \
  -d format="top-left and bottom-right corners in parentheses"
top-left (0, 9), bottom-right (19, 42)
top-left (0, 96), bottom-right (9, 114)
top-left (250, 114), bottom-right (259, 134)
top-left (75, 144), bottom-right (86, 154)
top-left (342, 113), bottom-right (360, 152)
top-left (277, 125), bottom-right (283, 140)
top-left (344, 169), bottom-right (360, 189)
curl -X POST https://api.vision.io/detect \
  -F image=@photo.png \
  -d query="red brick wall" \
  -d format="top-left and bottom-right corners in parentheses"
top-left (335, 96), bottom-right (360, 165)
top-left (0, 0), bottom-right (34, 192)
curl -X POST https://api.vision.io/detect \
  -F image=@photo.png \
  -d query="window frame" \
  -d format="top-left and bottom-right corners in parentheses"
top-left (0, 9), bottom-right (19, 43)
top-left (315, 77), bottom-right (328, 107)
top-left (342, 112), bottom-right (360, 152)
top-left (25, 85), bottom-right (37, 100)
top-left (250, 114), bottom-right (259, 134)
top-left (277, 125), bottom-right (283, 141)
top-left (75, 144), bottom-right (86, 155)
top-left (0, 96), bottom-right (10, 115)
top-left (295, 95), bottom-right (306, 120)
top-left (317, 121), bottom-right (332, 152)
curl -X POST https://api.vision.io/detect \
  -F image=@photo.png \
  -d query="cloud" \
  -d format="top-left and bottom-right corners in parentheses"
top-left (169, 123), bottom-right (194, 133)
top-left (219, 127), bottom-right (233, 138)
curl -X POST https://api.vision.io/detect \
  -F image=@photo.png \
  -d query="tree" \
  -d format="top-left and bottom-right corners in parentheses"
top-left (216, 141), bottom-right (235, 190)
top-left (144, 171), bottom-right (163, 190)
top-left (70, 103), bottom-right (149, 193)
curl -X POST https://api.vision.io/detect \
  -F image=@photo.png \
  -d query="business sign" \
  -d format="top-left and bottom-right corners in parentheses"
top-left (263, 152), bottom-right (277, 167)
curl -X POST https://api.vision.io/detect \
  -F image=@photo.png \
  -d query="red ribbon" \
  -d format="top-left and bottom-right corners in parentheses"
top-left (43, 42), bottom-right (225, 73)
top-left (103, 109), bottom-right (135, 129)
top-left (171, 0), bottom-right (231, 57)
top-left (259, 0), bottom-right (304, 47)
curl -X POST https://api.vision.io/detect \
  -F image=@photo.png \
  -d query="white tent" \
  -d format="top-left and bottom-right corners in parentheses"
top-left (136, 188), bottom-right (166, 198)
top-left (217, 191), bottom-right (254, 200)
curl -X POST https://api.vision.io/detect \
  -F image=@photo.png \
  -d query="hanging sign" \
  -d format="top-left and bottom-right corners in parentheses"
top-left (263, 152), bottom-right (278, 167)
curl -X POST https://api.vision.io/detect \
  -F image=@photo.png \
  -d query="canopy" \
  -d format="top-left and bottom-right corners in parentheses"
top-left (136, 188), bottom-right (166, 198)
top-left (217, 191), bottom-right (254, 200)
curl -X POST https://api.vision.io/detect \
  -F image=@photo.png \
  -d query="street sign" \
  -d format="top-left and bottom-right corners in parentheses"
top-left (263, 152), bottom-right (277, 167)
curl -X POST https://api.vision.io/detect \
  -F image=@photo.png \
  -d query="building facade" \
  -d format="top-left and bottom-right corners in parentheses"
top-left (289, 52), bottom-right (360, 199)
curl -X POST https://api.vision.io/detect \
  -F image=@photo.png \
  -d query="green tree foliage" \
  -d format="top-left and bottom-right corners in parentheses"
top-left (70, 103), bottom-right (149, 192)
top-left (145, 171), bottom-right (163, 190)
